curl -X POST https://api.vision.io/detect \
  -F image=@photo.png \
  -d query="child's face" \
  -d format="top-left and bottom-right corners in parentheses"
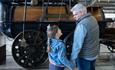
top-left (56, 28), bottom-right (62, 38)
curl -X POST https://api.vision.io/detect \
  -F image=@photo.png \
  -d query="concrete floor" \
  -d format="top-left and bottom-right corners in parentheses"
top-left (0, 37), bottom-right (115, 70)
top-left (0, 52), bottom-right (114, 70)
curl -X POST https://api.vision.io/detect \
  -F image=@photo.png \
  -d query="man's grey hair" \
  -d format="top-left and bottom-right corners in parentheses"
top-left (71, 3), bottom-right (87, 14)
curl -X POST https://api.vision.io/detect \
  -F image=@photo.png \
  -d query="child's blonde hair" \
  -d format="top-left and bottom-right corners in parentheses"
top-left (46, 24), bottom-right (59, 52)
top-left (47, 24), bottom-right (59, 38)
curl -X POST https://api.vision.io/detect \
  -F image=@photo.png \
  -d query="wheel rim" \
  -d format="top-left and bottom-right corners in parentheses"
top-left (12, 30), bottom-right (48, 69)
top-left (64, 32), bottom-right (73, 60)
top-left (107, 46), bottom-right (115, 53)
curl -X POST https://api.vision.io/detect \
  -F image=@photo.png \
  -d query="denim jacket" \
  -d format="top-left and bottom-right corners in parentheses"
top-left (48, 38), bottom-right (74, 70)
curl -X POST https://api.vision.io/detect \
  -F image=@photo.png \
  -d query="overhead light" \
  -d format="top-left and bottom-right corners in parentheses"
top-left (98, 0), bottom-right (101, 2)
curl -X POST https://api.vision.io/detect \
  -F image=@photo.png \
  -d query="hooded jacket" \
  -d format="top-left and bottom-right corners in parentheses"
top-left (48, 38), bottom-right (74, 70)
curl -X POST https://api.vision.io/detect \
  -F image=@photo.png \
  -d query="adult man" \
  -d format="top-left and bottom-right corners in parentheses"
top-left (70, 3), bottom-right (100, 70)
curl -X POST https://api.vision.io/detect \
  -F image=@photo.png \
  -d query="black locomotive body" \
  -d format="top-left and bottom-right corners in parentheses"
top-left (1, 0), bottom-right (115, 69)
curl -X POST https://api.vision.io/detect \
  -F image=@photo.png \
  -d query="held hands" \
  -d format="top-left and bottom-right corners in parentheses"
top-left (73, 67), bottom-right (76, 70)
top-left (71, 60), bottom-right (76, 70)
top-left (70, 64), bottom-right (76, 70)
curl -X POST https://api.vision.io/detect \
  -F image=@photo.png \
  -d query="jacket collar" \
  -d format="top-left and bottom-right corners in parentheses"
top-left (76, 13), bottom-right (91, 24)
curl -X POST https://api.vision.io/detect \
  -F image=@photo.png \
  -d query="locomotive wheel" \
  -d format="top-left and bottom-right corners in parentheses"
top-left (12, 30), bottom-right (48, 69)
top-left (64, 32), bottom-right (73, 60)
top-left (100, 40), bottom-right (115, 53)
top-left (107, 46), bottom-right (115, 53)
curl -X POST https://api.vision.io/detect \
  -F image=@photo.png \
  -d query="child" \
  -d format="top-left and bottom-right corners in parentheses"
top-left (47, 24), bottom-right (75, 70)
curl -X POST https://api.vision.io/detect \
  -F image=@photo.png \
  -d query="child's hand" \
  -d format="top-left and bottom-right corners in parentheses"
top-left (47, 46), bottom-right (51, 52)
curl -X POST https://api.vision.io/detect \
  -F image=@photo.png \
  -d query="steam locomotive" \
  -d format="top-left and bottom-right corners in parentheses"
top-left (0, 0), bottom-right (115, 69)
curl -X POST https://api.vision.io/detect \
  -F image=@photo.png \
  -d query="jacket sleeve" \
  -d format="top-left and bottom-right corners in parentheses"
top-left (58, 43), bottom-right (75, 70)
top-left (71, 23), bottom-right (87, 60)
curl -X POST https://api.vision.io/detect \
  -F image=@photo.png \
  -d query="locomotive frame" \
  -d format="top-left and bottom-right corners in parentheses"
top-left (0, 0), bottom-right (115, 69)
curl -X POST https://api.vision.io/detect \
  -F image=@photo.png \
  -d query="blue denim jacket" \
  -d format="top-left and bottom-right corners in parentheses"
top-left (48, 38), bottom-right (74, 70)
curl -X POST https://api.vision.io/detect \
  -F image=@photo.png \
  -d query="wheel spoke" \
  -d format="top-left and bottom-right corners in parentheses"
top-left (12, 30), bottom-right (48, 69)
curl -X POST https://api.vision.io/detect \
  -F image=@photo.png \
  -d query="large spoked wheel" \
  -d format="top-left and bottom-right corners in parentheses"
top-left (12, 30), bottom-right (48, 69)
top-left (64, 32), bottom-right (73, 60)
top-left (100, 39), bottom-right (115, 53)
top-left (107, 45), bottom-right (115, 53)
